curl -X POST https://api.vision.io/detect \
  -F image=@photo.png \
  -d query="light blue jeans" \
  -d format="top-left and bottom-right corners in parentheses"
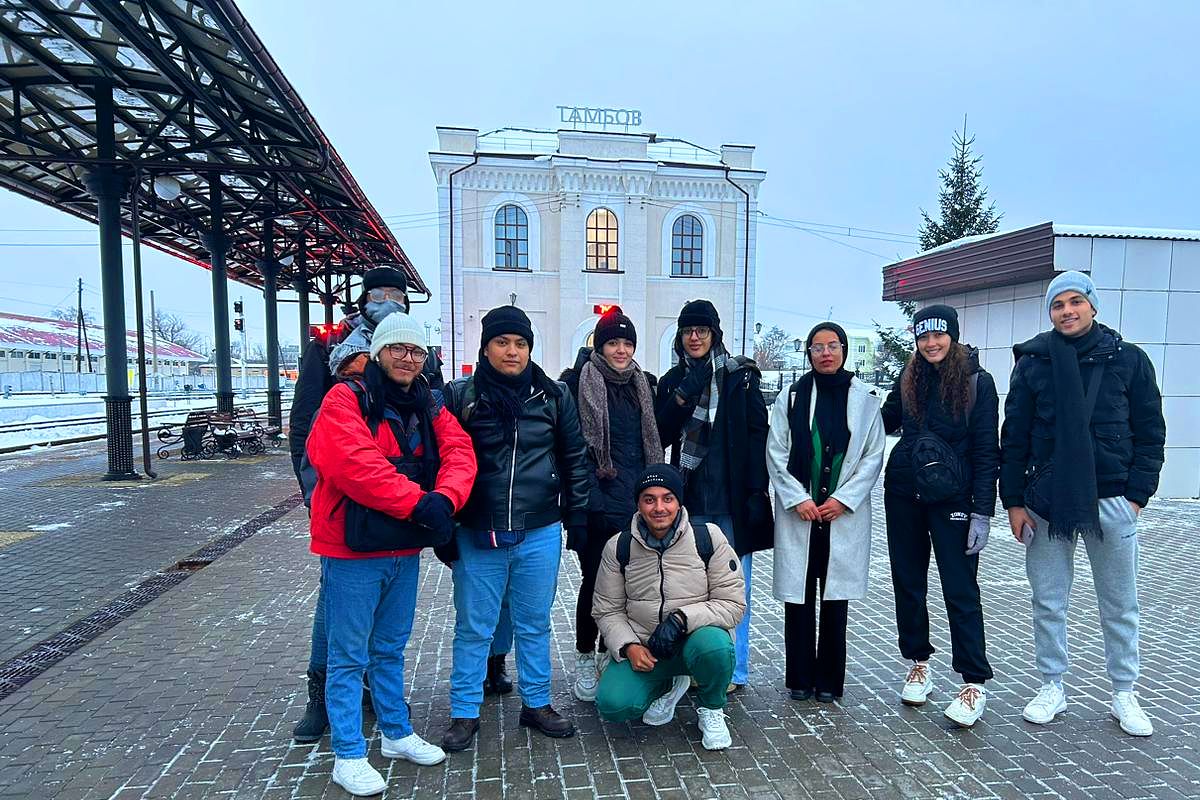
top-left (321, 555), bottom-right (420, 758)
top-left (450, 523), bottom-right (561, 717)
top-left (690, 513), bottom-right (752, 686)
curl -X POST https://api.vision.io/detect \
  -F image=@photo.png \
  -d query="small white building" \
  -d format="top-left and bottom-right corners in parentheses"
top-left (882, 222), bottom-right (1200, 498)
top-left (429, 127), bottom-right (766, 377)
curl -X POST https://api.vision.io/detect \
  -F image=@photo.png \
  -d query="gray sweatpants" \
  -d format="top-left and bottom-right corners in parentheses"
top-left (1025, 496), bottom-right (1141, 692)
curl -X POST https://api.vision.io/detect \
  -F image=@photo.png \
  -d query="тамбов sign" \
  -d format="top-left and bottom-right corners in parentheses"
top-left (557, 106), bottom-right (643, 130)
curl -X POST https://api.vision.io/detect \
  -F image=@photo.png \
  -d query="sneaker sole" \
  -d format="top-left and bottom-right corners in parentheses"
top-left (901, 686), bottom-right (933, 707)
top-left (1022, 701), bottom-right (1067, 725)
top-left (292, 731), bottom-right (324, 744)
top-left (702, 735), bottom-right (732, 750)
top-left (573, 683), bottom-right (598, 702)
top-left (944, 710), bottom-right (982, 728)
top-left (331, 777), bottom-right (386, 797)
top-left (381, 747), bottom-right (447, 765)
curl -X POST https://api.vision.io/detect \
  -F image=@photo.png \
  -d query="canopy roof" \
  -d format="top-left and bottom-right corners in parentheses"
top-left (0, 0), bottom-right (426, 297)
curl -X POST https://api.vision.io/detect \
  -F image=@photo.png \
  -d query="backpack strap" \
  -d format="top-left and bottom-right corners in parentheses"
top-left (966, 372), bottom-right (979, 421)
top-left (344, 378), bottom-right (376, 433)
top-left (616, 530), bottom-right (633, 574)
top-left (444, 378), bottom-right (478, 425)
top-left (695, 522), bottom-right (716, 569)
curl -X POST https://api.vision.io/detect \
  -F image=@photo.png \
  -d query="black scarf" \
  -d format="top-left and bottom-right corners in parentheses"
top-left (362, 361), bottom-right (439, 489)
top-left (786, 368), bottom-right (853, 490)
top-left (472, 358), bottom-right (560, 443)
top-left (1046, 323), bottom-right (1105, 540)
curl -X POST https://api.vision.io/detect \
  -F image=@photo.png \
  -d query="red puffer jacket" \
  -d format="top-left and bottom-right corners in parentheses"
top-left (306, 382), bottom-right (477, 559)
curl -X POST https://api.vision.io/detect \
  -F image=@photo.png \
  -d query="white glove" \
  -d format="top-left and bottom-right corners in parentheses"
top-left (966, 513), bottom-right (990, 555)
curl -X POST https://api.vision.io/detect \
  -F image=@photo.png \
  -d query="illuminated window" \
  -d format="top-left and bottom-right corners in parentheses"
top-left (586, 208), bottom-right (619, 271)
top-left (494, 204), bottom-right (529, 269)
top-left (671, 214), bottom-right (703, 276)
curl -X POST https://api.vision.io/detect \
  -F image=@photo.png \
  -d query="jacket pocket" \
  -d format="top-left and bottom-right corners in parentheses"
top-left (1093, 423), bottom-right (1134, 476)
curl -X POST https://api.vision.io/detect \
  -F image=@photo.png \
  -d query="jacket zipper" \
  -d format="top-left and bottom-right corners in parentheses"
top-left (507, 422), bottom-right (518, 531)
top-left (657, 551), bottom-right (667, 622)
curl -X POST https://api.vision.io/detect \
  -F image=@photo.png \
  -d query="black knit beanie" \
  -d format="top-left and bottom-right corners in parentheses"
top-left (675, 299), bottom-right (723, 357)
top-left (361, 266), bottom-right (407, 294)
top-left (634, 463), bottom-right (685, 502)
top-left (593, 305), bottom-right (637, 350)
top-left (912, 304), bottom-right (960, 343)
top-left (480, 304), bottom-right (534, 350)
top-left (805, 321), bottom-right (849, 354)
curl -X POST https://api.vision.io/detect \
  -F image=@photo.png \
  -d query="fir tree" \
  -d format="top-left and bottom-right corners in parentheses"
top-left (918, 119), bottom-right (1001, 250)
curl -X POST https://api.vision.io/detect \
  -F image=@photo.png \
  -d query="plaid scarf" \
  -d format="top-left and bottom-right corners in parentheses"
top-left (679, 348), bottom-right (729, 478)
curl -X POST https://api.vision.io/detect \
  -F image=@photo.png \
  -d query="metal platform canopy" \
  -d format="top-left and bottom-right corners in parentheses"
top-left (0, 0), bottom-right (427, 479)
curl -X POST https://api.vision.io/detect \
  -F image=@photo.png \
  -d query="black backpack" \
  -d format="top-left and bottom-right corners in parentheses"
top-left (615, 522), bottom-right (716, 574)
top-left (910, 372), bottom-right (978, 504)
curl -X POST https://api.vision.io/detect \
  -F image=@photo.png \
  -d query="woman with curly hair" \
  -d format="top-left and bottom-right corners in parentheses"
top-left (880, 305), bottom-right (1000, 728)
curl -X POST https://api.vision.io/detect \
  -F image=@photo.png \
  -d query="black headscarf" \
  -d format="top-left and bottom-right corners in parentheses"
top-left (1046, 322), bottom-right (1105, 540)
top-left (786, 322), bottom-right (854, 490)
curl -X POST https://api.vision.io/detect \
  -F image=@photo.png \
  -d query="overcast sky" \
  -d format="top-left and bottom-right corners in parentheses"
top-left (1, 1), bottom-right (1196, 354)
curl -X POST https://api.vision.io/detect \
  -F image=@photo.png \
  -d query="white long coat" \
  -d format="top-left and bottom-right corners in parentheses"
top-left (767, 377), bottom-right (885, 603)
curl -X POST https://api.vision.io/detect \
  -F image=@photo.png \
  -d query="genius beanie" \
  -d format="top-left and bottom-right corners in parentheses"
top-left (1045, 270), bottom-right (1100, 316)
top-left (634, 463), bottom-right (685, 502)
top-left (593, 305), bottom-right (637, 350)
top-left (912, 304), bottom-right (960, 342)
top-left (480, 304), bottom-right (535, 350)
top-left (369, 312), bottom-right (426, 360)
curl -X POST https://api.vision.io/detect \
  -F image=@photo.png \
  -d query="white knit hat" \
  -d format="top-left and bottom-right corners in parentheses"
top-left (369, 312), bottom-right (426, 360)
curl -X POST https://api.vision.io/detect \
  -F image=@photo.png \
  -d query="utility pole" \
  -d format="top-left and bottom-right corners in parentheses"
top-left (76, 277), bottom-right (93, 373)
top-left (149, 289), bottom-right (159, 389)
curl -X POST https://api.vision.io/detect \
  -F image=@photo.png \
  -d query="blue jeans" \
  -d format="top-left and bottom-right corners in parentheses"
top-left (308, 579), bottom-right (327, 674)
top-left (491, 597), bottom-right (513, 657)
top-left (322, 555), bottom-right (420, 758)
top-left (691, 513), bottom-right (752, 685)
top-left (450, 523), bottom-right (561, 717)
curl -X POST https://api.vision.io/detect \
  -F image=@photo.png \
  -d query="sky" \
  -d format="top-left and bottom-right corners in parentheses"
top-left (0, 0), bottom-right (1197, 356)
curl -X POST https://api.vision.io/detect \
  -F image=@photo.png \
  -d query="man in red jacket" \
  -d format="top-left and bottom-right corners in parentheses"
top-left (306, 312), bottom-right (477, 796)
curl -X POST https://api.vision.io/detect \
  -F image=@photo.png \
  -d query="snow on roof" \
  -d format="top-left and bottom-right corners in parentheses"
top-left (476, 128), bottom-right (724, 166)
top-left (1052, 224), bottom-right (1200, 242)
top-left (0, 311), bottom-right (205, 360)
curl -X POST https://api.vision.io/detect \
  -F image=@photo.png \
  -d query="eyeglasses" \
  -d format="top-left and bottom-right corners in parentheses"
top-left (367, 287), bottom-right (407, 304)
top-left (383, 343), bottom-right (428, 362)
top-left (680, 326), bottom-right (712, 340)
top-left (809, 343), bottom-right (843, 355)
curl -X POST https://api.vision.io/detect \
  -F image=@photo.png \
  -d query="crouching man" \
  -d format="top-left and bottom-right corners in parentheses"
top-left (592, 464), bottom-right (745, 750)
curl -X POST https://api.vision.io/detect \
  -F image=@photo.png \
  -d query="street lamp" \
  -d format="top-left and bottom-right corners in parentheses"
top-left (509, 292), bottom-right (517, 306)
top-left (793, 337), bottom-right (803, 352)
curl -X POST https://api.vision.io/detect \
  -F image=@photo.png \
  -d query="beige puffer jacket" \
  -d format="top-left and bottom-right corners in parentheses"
top-left (592, 507), bottom-right (746, 661)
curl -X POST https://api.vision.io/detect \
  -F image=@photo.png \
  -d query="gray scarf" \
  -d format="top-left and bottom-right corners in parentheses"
top-left (578, 350), bottom-right (662, 479)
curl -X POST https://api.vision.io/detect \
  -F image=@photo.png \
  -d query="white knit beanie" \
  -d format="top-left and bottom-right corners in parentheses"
top-left (369, 312), bottom-right (426, 360)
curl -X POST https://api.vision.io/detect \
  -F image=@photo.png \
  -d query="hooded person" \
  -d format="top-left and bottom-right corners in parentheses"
top-left (766, 321), bottom-right (886, 705)
top-left (879, 305), bottom-right (1000, 728)
top-left (654, 299), bottom-right (773, 693)
top-left (1000, 270), bottom-right (1165, 737)
top-left (437, 304), bottom-right (592, 752)
top-left (556, 306), bottom-right (662, 702)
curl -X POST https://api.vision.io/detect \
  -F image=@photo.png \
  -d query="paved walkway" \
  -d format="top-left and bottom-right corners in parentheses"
top-left (0, 442), bottom-right (1198, 799)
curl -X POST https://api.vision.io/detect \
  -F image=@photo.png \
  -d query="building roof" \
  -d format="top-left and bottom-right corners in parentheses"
top-left (881, 221), bottom-right (1200, 301)
top-left (0, 0), bottom-right (427, 297)
top-left (0, 311), bottom-right (205, 360)
top-left (476, 128), bottom-right (726, 167)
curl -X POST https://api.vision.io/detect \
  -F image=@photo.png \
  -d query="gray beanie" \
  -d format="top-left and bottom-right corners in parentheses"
top-left (1046, 270), bottom-right (1100, 316)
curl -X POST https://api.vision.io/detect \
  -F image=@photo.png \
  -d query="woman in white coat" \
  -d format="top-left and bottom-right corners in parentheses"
top-left (766, 322), bottom-right (885, 702)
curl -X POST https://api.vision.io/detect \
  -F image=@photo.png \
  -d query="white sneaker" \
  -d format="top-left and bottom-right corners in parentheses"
top-left (573, 652), bottom-right (599, 702)
top-left (1022, 682), bottom-right (1068, 725)
top-left (641, 675), bottom-right (691, 726)
top-left (900, 661), bottom-right (933, 706)
top-left (696, 706), bottom-right (732, 750)
top-left (943, 683), bottom-right (986, 727)
top-left (380, 732), bottom-right (446, 765)
top-left (596, 651), bottom-right (612, 676)
top-left (331, 757), bottom-right (386, 797)
top-left (1111, 691), bottom-right (1153, 737)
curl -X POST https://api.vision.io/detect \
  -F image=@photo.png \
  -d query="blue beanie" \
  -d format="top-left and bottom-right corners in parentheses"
top-left (1046, 270), bottom-right (1100, 316)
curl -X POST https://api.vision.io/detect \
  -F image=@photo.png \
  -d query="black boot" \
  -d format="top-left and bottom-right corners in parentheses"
top-left (484, 654), bottom-right (513, 695)
top-left (292, 670), bottom-right (328, 744)
top-left (519, 704), bottom-right (575, 738)
top-left (441, 717), bottom-right (480, 752)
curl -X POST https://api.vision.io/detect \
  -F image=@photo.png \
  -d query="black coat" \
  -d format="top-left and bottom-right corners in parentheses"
top-left (655, 356), bottom-right (773, 556)
top-left (444, 373), bottom-right (591, 532)
top-left (880, 350), bottom-right (1001, 517)
top-left (560, 347), bottom-right (660, 532)
top-left (999, 324), bottom-right (1166, 509)
top-left (287, 324), bottom-right (444, 485)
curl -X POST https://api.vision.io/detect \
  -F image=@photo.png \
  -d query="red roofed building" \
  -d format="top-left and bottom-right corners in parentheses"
top-left (0, 311), bottom-right (205, 376)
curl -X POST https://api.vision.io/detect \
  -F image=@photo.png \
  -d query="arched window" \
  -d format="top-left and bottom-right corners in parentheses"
top-left (671, 214), bottom-right (703, 276)
top-left (494, 204), bottom-right (529, 269)
top-left (586, 208), bottom-right (619, 271)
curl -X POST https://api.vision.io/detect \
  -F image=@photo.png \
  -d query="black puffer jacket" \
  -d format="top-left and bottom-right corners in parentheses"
top-left (560, 347), bottom-right (660, 531)
top-left (655, 355), bottom-right (773, 557)
top-left (881, 349), bottom-right (1000, 516)
top-left (444, 372), bottom-right (591, 532)
top-left (999, 324), bottom-right (1166, 509)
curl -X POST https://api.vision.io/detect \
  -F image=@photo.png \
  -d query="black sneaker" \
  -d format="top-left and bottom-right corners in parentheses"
top-left (518, 705), bottom-right (575, 738)
top-left (441, 717), bottom-right (480, 752)
top-left (292, 671), bottom-right (328, 744)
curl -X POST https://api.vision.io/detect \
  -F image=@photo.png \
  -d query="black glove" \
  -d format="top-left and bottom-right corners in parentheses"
top-left (675, 363), bottom-right (713, 404)
top-left (647, 611), bottom-right (688, 660)
top-left (433, 538), bottom-right (459, 567)
top-left (566, 524), bottom-right (588, 554)
top-left (410, 491), bottom-right (455, 541)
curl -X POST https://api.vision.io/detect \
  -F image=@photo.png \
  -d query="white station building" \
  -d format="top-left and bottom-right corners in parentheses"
top-left (429, 126), bottom-right (766, 377)
top-left (883, 222), bottom-right (1200, 498)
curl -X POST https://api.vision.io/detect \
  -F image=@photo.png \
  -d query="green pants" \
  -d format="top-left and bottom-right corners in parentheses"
top-left (595, 626), bottom-right (734, 721)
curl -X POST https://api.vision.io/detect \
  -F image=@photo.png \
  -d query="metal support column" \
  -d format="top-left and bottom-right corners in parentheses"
top-left (81, 81), bottom-right (137, 480)
top-left (323, 261), bottom-right (335, 324)
top-left (204, 177), bottom-right (234, 414)
top-left (260, 220), bottom-right (282, 430)
top-left (295, 243), bottom-right (310, 345)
